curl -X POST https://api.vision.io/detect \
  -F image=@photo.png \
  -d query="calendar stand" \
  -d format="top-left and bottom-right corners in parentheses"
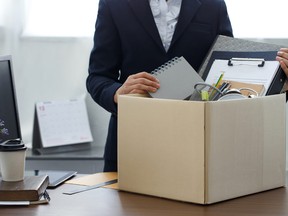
top-left (32, 99), bottom-right (94, 155)
top-left (32, 112), bottom-right (91, 155)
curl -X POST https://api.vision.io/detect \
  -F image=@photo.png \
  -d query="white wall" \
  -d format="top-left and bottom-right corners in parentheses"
top-left (0, 0), bottom-right (109, 147)
top-left (15, 38), bottom-right (110, 147)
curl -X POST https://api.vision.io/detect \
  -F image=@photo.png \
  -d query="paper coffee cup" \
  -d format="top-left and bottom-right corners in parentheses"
top-left (0, 139), bottom-right (27, 182)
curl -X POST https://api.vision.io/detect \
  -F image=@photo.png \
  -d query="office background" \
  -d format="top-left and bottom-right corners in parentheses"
top-left (0, 0), bottom-right (288, 168)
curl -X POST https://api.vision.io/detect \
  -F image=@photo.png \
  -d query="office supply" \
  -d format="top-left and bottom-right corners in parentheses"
top-left (65, 172), bottom-right (118, 190)
top-left (149, 56), bottom-right (204, 100)
top-left (66, 172), bottom-right (117, 186)
top-left (201, 90), bottom-right (209, 101)
top-left (118, 93), bottom-right (286, 204)
top-left (198, 35), bottom-right (286, 96)
top-left (217, 93), bottom-right (247, 101)
top-left (199, 35), bottom-right (285, 78)
top-left (25, 170), bottom-right (77, 188)
top-left (193, 82), bottom-right (223, 101)
top-left (0, 55), bottom-right (22, 143)
top-left (209, 72), bottom-right (224, 99)
top-left (0, 175), bottom-right (49, 201)
top-left (65, 172), bottom-right (118, 191)
top-left (193, 83), bottom-right (223, 99)
top-left (222, 80), bottom-right (265, 96)
top-left (32, 98), bottom-right (93, 154)
top-left (228, 57), bottom-right (265, 67)
top-left (213, 72), bottom-right (224, 88)
top-left (63, 179), bottom-right (118, 195)
top-left (193, 81), bottom-right (263, 101)
top-left (218, 81), bottom-right (229, 92)
top-left (210, 81), bottom-right (229, 101)
top-left (204, 51), bottom-right (284, 96)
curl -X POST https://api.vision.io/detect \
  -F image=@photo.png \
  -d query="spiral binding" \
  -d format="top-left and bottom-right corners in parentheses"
top-left (151, 57), bottom-right (181, 76)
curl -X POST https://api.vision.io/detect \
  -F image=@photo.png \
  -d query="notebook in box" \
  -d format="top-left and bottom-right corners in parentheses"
top-left (149, 56), bottom-right (204, 100)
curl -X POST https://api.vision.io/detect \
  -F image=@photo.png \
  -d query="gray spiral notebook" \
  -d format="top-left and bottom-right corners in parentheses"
top-left (149, 56), bottom-right (204, 100)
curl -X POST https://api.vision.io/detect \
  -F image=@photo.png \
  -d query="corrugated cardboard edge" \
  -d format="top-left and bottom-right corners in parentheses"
top-left (204, 94), bottom-right (286, 204)
top-left (118, 95), bottom-right (206, 204)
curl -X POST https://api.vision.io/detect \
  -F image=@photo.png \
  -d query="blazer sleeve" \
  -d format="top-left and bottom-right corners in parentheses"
top-left (86, 0), bottom-right (121, 115)
top-left (218, 0), bottom-right (233, 37)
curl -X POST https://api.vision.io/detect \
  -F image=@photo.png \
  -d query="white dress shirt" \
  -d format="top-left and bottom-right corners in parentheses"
top-left (150, 0), bottom-right (182, 52)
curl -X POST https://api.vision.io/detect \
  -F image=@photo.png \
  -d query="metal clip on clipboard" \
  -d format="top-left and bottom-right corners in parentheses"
top-left (228, 58), bottom-right (265, 67)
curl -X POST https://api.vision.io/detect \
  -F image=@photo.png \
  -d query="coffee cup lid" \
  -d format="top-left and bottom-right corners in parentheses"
top-left (0, 139), bottom-right (27, 152)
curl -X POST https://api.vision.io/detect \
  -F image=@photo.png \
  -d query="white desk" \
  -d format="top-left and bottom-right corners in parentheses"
top-left (25, 145), bottom-right (104, 174)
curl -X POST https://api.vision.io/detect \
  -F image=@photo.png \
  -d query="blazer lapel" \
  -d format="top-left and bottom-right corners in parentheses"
top-left (170, 0), bottom-right (202, 49)
top-left (128, 0), bottom-right (165, 52)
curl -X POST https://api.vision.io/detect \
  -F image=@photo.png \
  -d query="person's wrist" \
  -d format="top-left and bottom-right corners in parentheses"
top-left (114, 91), bottom-right (119, 104)
top-left (114, 87), bottom-right (121, 104)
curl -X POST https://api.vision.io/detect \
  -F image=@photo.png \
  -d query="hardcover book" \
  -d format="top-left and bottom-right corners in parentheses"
top-left (0, 175), bottom-right (49, 201)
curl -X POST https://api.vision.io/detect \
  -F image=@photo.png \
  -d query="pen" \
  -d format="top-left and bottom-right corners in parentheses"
top-left (211, 81), bottom-right (229, 101)
top-left (219, 81), bottom-right (229, 91)
top-left (222, 83), bottom-right (231, 94)
top-left (214, 72), bottom-right (224, 88)
top-left (209, 72), bottom-right (224, 99)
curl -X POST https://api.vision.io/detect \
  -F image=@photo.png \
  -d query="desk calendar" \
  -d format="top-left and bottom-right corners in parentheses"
top-left (32, 98), bottom-right (93, 153)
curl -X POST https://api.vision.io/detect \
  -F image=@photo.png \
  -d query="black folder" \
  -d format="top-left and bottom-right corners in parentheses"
top-left (202, 51), bottom-right (286, 96)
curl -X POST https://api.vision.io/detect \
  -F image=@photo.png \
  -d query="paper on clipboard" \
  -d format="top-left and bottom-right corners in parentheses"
top-left (205, 59), bottom-right (280, 95)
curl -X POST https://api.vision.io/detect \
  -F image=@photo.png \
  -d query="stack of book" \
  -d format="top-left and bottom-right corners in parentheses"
top-left (0, 175), bottom-right (50, 205)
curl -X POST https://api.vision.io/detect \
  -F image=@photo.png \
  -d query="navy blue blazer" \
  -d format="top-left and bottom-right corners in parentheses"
top-left (87, 0), bottom-right (233, 163)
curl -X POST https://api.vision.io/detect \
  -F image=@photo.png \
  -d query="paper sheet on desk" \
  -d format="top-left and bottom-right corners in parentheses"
top-left (205, 59), bottom-right (280, 95)
top-left (65, 172), bottom-right (118, 189)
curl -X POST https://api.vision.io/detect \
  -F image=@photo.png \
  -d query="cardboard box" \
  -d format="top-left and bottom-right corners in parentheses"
top-left (118, 94), bottom-right (286, 204)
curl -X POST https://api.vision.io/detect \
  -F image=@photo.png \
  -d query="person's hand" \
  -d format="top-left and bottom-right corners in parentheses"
top-left (276, 48), bottom-right (288, 77)
top-left (114, 72), bottom-right (160, 103)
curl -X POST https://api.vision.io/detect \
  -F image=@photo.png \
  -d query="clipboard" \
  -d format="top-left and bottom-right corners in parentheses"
top-left (202, 51), bottom-right (286, 96)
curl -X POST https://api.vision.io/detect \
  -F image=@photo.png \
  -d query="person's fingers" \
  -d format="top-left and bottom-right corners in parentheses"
top-left (114, 72), bottom-right (160, 103)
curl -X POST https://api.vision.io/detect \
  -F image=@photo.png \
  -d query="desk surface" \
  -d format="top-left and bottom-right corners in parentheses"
top-left (25, 146), bottom-right (105, 174)
top-left (0, 180), bottom-right (287, 216)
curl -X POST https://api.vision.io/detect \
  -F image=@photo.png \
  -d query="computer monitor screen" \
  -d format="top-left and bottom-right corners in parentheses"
top-left (0, 55), bottom-right (22, 143)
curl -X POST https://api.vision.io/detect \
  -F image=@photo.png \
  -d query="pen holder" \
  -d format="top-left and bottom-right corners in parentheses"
top-left (193, 82), bottom-right (224, 101)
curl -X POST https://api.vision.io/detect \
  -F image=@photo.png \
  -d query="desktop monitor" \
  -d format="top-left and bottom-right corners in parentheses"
top-left (0, 55), bottom-right (22, 143)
